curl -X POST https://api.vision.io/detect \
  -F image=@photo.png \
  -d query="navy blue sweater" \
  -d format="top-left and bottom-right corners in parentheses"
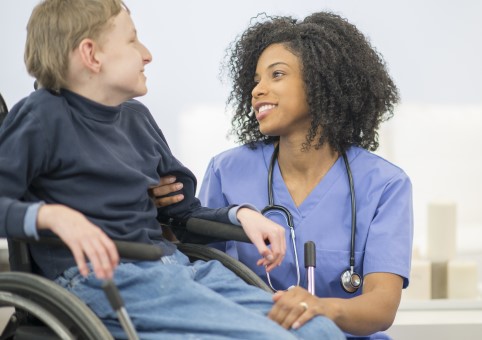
top-left (0, 89), bottom-right (232, 279)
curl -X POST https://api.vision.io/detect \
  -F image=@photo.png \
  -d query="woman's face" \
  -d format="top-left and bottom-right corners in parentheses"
top-left (251, 43), bottom-right (310, 139)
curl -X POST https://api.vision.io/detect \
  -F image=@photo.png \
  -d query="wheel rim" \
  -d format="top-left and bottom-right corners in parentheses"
top-left (0, 272), bottom-right (113, 340)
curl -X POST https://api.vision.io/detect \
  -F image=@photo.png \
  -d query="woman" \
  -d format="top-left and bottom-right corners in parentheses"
top-left (153, 12), bottom-right (413, 338)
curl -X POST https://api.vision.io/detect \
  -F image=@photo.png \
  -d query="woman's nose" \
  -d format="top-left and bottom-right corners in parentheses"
top-left (252, 80), bottom-right (267, 98)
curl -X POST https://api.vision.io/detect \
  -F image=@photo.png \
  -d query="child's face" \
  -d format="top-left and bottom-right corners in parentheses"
top-left (96, 9), bottom-right (152, 104)
top-left (251, 43), bottom-right (310, 139)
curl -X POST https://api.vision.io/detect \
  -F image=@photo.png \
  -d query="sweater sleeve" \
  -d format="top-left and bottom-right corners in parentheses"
top-left (140, 108), bottom-right (240, 243)
top-left (155, 164), bottom-right (238, 244)
top-left (0, 96), bottom-right (49, 239)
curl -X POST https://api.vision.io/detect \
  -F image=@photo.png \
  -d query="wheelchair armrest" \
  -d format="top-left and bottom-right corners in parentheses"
top-left (18, 237), bottom-right (163, 261)
top-left (163, 217), bottom-right (254, 244)
top-left (113, 240), bottom-right (163, 260)
top-left (185, 218), bottom-right (251, 243)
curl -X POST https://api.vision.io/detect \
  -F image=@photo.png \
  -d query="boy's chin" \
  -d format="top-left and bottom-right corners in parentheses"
top-left (132, 87), bottom-right (148, 99)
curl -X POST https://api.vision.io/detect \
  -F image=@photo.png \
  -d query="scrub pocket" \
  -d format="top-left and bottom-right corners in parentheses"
top-left (316, 248), bottom-right (365, 297)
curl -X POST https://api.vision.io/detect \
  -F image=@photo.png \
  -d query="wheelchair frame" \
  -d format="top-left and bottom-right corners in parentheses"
top-left (0, 232), bottom-right (271, 339)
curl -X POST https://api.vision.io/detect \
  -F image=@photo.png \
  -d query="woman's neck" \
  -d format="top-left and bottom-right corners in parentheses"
top-left (276, 139), bottom-right (339, 206)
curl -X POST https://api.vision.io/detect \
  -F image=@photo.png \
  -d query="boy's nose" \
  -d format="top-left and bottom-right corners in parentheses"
top-left (142, 45), bottom-right (152, 64)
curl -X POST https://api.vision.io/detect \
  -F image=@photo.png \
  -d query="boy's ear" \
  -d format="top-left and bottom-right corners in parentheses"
top-left (78, 38), bottom-right (101, 73)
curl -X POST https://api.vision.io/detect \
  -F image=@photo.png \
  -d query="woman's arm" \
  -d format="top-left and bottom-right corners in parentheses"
top-left (269, 272), bottom-right (403, 336)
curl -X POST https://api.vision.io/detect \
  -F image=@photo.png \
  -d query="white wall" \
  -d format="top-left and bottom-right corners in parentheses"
top-left (378, 105), bottom-right (482, 253)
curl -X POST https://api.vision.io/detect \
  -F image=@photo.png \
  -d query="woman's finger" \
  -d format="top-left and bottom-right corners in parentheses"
top-left (154, 193), bottom-right (184, 207)
top-left (149, 181), bottom-right (183, 198)
top-left (268, 296), bottom-right (292, 328)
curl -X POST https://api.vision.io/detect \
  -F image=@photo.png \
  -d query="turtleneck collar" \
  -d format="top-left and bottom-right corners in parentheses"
top-left (60, 89), bottom-right (122, 123)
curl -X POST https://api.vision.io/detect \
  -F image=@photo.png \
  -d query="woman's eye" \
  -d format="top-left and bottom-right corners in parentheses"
top-left (273, 71), bottom-right (284, 78)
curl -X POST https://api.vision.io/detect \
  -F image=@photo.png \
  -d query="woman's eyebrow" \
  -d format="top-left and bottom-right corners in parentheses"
top-left (267, 61), bottom-right (290, 69)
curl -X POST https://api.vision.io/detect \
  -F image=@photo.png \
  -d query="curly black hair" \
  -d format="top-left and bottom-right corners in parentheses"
top-left (224, 11), bottom-right (399, 152)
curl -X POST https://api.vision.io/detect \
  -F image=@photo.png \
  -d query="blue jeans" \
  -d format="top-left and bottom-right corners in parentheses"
top-left (55, 249), bottom-right (345, 339)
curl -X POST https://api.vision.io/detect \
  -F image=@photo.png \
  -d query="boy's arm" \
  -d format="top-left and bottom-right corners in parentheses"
top-left (153, 173), bottom-right (286, 271)
top-left (0, 98), bottom-right (45, 239)
top-left (0, 96), bottom-right (119, 280)
top-left (143, 105), bottom-right (286, 269)
top-left (37, 204), bottom-right (119, 279)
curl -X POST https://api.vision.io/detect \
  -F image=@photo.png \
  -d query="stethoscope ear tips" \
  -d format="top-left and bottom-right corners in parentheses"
top-left (340, 269), bottom-right (362, 294)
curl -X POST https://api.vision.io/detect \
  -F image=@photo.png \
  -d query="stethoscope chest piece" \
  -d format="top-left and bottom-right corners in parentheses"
top-left (340, 269), bottom-right (362, 293)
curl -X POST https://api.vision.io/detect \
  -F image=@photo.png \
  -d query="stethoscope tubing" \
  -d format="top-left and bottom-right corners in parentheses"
top-left (262, 144), bottom-right (359, 292)
top-left (342, 152), bottom-right (357, 269)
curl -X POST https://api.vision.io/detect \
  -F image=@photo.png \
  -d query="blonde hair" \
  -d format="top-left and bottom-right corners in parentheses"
top-left (24, 0), bottom-right (126, 91)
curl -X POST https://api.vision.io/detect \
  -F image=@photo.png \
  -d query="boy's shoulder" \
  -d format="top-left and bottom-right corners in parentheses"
top-left (18, 89), bottom-right (62, 110)
top-left (6, 89), bottom-right (64, 123)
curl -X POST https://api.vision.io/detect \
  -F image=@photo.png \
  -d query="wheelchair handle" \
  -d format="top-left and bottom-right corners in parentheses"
top-left (103, 279), bottom-right (124, 310)
top-left (103, 280), bottom-right (140, 340)
top-left (304, 241), bottom-right (316, 268)
top-left (304, 241), bottom-right (316, 296)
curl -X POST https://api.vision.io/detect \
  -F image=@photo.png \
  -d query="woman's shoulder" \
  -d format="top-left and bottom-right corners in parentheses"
top-left (350, 146), bottom-right (410, 182)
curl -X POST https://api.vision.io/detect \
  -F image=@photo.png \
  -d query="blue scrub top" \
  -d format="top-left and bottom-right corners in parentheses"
top-left (199, 143), bottom-right (413, 298)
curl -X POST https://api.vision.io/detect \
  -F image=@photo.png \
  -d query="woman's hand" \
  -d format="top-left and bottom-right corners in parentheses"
top-left (268, 286), bottom-right (336, 330)
top-left (269, 273), bottom-right (403, 335)
top-left (236, 207), bottom-right (286, 272)
top-left (37, 204), bottom-right (119, 280)
top-left (149, 176), bottom-right (184, 207)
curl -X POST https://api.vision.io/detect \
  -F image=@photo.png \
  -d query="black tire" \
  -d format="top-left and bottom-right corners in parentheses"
top-left (177, 243), bottom-right (272, 293)
top-left (0, 272), bottom-right (113, 340)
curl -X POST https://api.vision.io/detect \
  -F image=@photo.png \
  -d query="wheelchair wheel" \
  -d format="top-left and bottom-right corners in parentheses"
top-left (0, 272), bottom-right (113, 340)
top-left (177, 243), bottom-right (272, 293)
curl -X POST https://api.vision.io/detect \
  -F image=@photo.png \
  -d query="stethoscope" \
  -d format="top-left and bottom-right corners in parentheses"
top-left (261, 144), bottom-right (362, 294)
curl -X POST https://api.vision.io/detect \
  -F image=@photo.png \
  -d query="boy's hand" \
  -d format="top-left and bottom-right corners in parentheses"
top-left (149, 176), bottom-right (184, 207)
top-left (37, 204), bottom-right (119, 280)
top-left (236, 208), bottom-right (286, 272)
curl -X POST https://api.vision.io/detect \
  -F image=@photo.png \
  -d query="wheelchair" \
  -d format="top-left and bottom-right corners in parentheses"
top-left (0, 92), bottom-right (271, 339)
top-left (0, 93), bottom-right (7, 125)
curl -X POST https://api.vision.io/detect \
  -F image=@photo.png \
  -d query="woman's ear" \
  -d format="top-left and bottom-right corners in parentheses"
top-left (77, 38), bottom-right (101, 73)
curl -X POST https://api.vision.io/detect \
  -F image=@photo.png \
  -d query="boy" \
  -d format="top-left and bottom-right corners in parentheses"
top-left (0, 1), bottom-right (344, 339)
